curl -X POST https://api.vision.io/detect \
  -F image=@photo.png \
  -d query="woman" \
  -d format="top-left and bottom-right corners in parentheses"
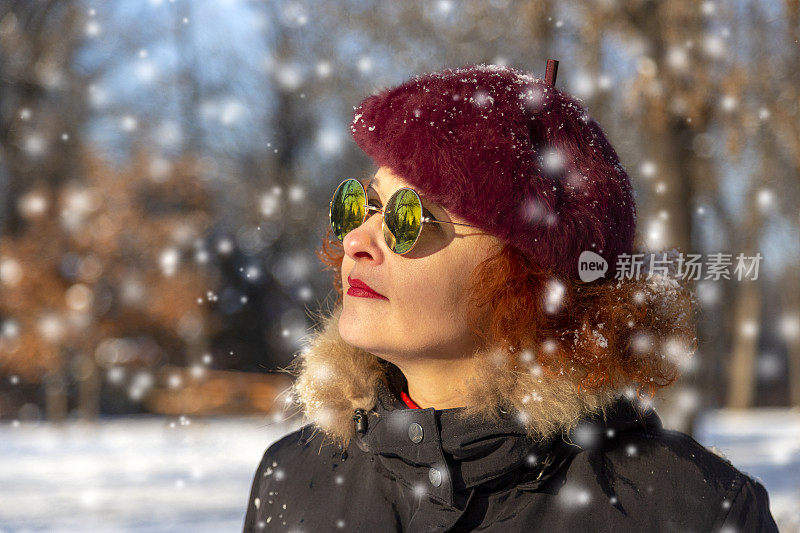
top-left (243, 63), bottom-right (778, 532)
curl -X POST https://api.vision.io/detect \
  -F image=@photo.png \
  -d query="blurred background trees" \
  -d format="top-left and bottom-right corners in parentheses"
top-left (0, 0), bottom-right (798, 433)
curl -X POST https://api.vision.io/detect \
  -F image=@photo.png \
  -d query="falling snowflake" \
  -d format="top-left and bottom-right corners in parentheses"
top-left (558, 482), bottom-right (592, 508)
top-left (573, 422), bottom-right (600, 449)
top-left (543, 278), bottom-right (566, 314)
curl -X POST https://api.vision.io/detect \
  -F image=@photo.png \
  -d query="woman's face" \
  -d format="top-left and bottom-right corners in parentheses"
top-left (339, 166), bottom-right (503, 364)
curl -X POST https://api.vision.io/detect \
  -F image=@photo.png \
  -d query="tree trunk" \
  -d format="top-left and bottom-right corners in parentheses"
top-left (76, 352), bottom-right (101, 420)
top-left (783, 268), bottom-right (800, 407)
top-left (725, 279), bottom-right (761, 408)
top-left (44, 354), bottom-right (68, 422)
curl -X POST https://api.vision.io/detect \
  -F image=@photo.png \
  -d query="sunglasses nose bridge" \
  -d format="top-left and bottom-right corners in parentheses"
top-left (362, 203), bottom-right (383, 225)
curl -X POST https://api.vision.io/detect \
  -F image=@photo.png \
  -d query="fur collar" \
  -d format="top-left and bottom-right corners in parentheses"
top-left (286, 303), bottom-right (624, 449)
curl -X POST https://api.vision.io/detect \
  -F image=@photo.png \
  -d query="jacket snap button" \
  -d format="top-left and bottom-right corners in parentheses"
top-left (428, 467), bottom-right (442, 487)
top-left (408, 422), bottom-right (424, 443)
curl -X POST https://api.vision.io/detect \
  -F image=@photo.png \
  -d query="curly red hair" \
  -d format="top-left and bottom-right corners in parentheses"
top-left (316, 225), bottom-right (698, 400)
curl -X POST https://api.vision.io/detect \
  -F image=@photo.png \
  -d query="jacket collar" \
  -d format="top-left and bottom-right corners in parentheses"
top-left (355, 376), bottom-right (546, 507)
top-left (350, 372), bottom-right (662, 507)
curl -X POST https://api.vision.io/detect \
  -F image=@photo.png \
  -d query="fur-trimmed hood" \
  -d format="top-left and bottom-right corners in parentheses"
top-left (247, 308), bottom-right (777, 531)
top-left (285, 302), bottom-right (647, 450)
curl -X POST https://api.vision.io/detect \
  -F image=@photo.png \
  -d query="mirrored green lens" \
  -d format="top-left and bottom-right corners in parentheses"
top-left (330, 179), bottom-right (366, 241)
top-left (383, 188), bottom-right (422, 254)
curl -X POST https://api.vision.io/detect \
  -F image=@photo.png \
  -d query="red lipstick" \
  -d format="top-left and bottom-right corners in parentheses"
top-left (347, 275), bottom-right (388, 300)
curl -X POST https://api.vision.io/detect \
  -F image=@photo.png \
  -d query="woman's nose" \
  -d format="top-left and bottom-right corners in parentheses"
top-left (342, 214), bottom-right (386, 262)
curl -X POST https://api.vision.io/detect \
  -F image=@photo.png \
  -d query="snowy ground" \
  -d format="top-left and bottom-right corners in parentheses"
top-left (0, 415), bottom-right (300, 533)
top-left (0, 409), bottom-right (797, 532)
top-left (694, 408), bottom-right (800, 532)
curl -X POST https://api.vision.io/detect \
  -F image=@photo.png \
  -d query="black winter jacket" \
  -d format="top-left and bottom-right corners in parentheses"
top-left (243, 379), bottom-right (778, 532)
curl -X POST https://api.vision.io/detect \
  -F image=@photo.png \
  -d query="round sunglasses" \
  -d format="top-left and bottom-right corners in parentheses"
top-left (329, 178), bottom-right (477, 255)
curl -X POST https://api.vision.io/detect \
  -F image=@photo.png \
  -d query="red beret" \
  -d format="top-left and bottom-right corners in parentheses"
top-left (350, 63), bottom-right (636, 281)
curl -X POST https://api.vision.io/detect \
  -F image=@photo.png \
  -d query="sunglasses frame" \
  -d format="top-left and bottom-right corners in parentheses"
top-left (329, 178), bottom-right (478, 255)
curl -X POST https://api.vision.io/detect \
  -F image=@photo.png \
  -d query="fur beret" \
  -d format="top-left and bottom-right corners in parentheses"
top-left (349, 63), bottom-right (636, 281)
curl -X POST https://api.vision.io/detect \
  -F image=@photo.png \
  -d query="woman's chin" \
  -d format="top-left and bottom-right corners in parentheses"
top-left (338, 308), bottom-right (374, 346)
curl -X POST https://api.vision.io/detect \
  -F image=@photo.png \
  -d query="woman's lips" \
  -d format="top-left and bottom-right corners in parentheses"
top-left (347, 276), bottom-right (388, 300)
